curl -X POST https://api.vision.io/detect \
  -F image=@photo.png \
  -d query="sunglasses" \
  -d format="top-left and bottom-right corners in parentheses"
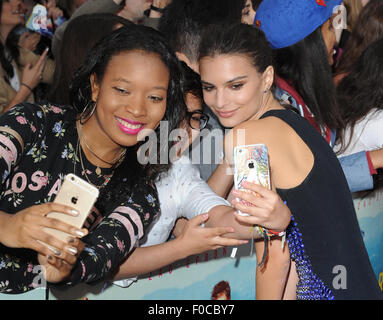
top-left (186, 110), bottom-right (209, 130)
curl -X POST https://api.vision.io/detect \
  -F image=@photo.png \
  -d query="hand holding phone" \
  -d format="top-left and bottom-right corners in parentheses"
top-left (38, 174), bottom-right (99, 251)
top-left (233, 144), bottom-right (271, 216)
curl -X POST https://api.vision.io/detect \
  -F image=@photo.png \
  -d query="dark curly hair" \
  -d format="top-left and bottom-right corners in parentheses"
top-left (69, 25), bottom-right (187, 211)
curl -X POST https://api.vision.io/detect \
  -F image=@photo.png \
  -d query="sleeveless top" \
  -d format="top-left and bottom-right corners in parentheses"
top-left (260, 109), bottom-right (382, 300)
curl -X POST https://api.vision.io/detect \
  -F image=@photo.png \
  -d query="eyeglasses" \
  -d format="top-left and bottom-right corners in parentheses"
top-left (186, 110), bottom-right (209, 130)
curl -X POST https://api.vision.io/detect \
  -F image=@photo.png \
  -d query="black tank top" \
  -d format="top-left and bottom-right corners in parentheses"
top-left (260, 109), bottom-right (382, 300)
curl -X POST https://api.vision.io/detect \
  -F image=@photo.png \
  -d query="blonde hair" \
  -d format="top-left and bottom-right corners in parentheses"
top-left (343, 0), bottom-right (363, 31)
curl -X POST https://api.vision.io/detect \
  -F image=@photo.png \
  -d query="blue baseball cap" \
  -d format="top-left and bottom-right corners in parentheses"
top-left (254, 0), bottom-right (343, 49)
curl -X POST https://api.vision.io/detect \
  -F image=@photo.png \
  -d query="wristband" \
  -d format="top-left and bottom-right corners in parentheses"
top-left (21, 83), bottom-right (33, 92)
top-left (150, 4), bottom-right (165, 13)
top-left (255, 226), bottom-right (286, 268)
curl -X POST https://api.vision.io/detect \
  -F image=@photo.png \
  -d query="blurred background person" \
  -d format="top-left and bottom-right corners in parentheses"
top-left (0, 0), bottom-right (54, 113)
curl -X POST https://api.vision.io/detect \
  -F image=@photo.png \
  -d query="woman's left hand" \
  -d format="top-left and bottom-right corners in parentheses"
top-left (37, 238), bottom-right (85, 283)
top-left (231, 181), bottom-right (291, 232)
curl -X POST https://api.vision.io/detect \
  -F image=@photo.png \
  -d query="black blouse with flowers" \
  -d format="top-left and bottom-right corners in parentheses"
top-left (0, 102), bottom-right (160, 294)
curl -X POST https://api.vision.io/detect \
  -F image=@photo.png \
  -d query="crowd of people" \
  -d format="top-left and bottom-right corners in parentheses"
top-left (0, 0), bottom-right (382, 300)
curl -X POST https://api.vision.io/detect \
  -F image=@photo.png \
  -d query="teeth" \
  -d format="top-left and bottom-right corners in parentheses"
top-left (117, 118), bottom-right (143, 130)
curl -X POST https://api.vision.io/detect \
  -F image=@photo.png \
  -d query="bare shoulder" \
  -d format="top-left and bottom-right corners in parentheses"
top-left (222, 116), bottom-right (290, 165)
top-left (229, 116), bottom-right (292, 147)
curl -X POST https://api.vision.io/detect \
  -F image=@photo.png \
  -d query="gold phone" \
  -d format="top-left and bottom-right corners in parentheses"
top-left (41, 174), bottom-right (99, 247)
top-left (233, 144), bottom-right (271, 216)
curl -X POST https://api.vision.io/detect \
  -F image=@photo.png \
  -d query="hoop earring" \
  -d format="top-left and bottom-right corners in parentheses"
top-left (80, 101), bottom-right (97, 124)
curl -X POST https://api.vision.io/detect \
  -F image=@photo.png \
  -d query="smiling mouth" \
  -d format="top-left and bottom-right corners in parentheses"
top-left (116, 117), bottom-right (145, 129)
top-left (216, 108), bottom-right (239, 118)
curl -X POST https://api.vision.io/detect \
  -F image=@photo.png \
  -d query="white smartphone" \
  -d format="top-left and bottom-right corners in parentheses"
top-left (233, 144), bottom-right (271, 216)
top-left (39, 174), bottom-right (99, 249)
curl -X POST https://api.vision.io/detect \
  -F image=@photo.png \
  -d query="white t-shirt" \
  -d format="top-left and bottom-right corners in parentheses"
top-left (113, 155), bottom-right (229, 287)
top-left (334, 109), bottom-right (383, 156)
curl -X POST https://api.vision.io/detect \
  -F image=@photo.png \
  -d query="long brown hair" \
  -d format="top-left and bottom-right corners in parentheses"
top-left (342, 0), bottom-right (363, 32)
top-left (335, 39), bottom-right (383, 154)
top-left (335, 0), bottom-right (383, 76)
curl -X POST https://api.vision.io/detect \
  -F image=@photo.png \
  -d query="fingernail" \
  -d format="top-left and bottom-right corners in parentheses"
top-left (66, 246), bottom-right (77, 255)
top-left (68, 237), bottom-right (75, 243)
top-left (203, 213), bottom-right (209, 219)
top-left (69, 209), bottom-right (79, 216)
top-left (232, 190), bottom-right (239, 195)
top-left (49, 247), bottom-right (61, 256)
top-left (75, 230), bottom-right (85, 237)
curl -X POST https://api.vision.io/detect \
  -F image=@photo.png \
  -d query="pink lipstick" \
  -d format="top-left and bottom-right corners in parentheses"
top-left (115, 117), bottom-right (145, 135)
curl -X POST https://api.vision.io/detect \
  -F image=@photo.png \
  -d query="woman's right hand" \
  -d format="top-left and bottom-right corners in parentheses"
top-left (37, 237), bottom-right (85, 284)
top-left (230, 181), bottom-right (291, 232)
top-left (0, 203), bottom-right (88, 264)
top-left (20, 48), bottom-right (49, 91)
top-left (175, 213), bottom-right (248, 257)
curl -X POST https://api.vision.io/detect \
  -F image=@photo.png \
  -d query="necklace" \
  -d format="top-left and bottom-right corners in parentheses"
top-left (76, 121), bottom-right (126, 174)
top-left (74, 137), bottom-right (112, 189)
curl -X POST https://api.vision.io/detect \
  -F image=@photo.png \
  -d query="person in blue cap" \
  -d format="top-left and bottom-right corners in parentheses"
top-left (254, 0), bottom-right (383, 195)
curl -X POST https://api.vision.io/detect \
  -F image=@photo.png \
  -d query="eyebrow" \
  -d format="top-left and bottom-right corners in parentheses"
top-left (201, 76), bottom-right (248, 86)
top-left (112, 78), bottom-right (167, 91)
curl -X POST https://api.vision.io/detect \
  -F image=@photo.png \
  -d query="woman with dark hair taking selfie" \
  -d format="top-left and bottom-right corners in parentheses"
top-left (200, 22), bottom-right (381, 300)
top-left (0, 24), bottom-right (187, 293)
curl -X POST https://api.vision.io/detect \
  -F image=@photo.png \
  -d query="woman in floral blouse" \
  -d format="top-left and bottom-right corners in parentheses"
top-left (0, 25), bottom-right (187, 293)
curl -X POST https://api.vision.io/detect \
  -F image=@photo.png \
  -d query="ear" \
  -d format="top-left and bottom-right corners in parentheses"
top-left (90, 73), bottom-right (100, 103)
top-left (176, 52), bottom-right (200, 74)
top-left (262, 65), bottom-right (274, 92)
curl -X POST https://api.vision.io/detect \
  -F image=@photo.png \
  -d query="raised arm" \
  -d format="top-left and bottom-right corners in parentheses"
top-left (114, 213), bottom-right (248, 280)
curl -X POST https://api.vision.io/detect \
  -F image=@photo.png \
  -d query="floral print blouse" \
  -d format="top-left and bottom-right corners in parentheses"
top-left (0, 102), bottom-right (160, 294)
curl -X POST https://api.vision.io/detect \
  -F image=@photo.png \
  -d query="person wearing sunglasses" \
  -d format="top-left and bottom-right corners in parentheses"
top-left (187, 109), bottom-right (209, 131)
